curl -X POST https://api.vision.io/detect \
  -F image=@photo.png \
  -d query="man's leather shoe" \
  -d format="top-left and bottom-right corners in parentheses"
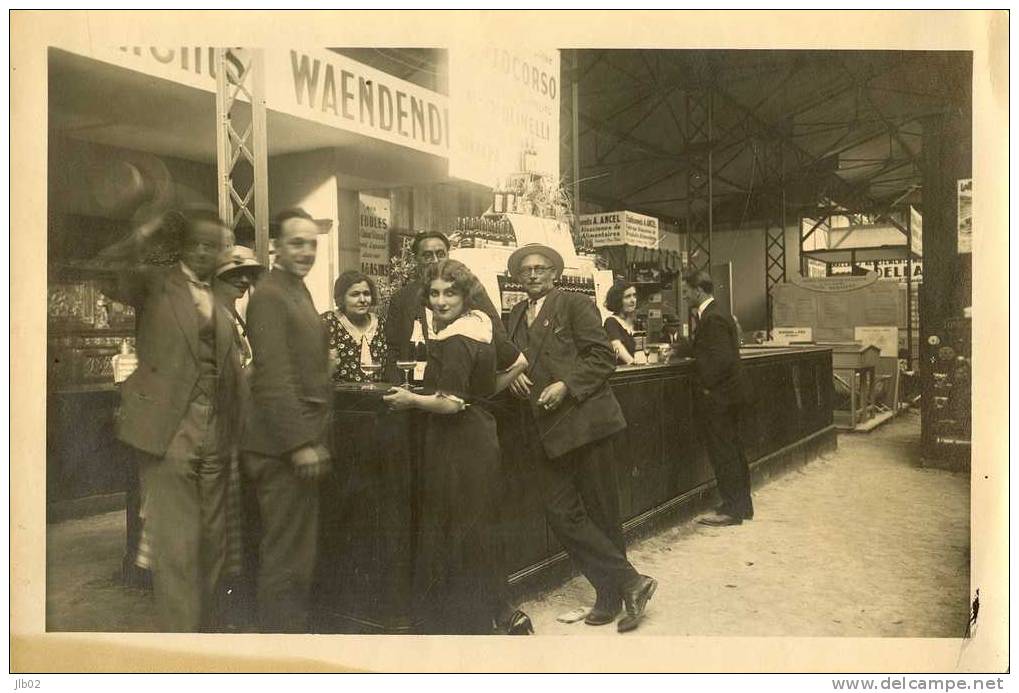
top-left (585, 597), bottom-right (622, 626)
top-left (617, 575), bottom-right (657, 633)
top-left (698, 512), bottom-right (743, 526)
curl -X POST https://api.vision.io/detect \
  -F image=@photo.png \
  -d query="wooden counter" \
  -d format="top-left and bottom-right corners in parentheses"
top-left (46, 347), bottom-right (834, 630)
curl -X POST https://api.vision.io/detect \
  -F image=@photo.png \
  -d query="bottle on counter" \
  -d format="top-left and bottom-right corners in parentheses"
top-left (112, 338), bottom-right (138, 384)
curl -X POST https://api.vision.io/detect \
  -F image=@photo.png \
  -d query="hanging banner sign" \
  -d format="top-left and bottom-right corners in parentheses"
top-left (70, 46), bottom-right (450, 158)
top-left (448, 40), bottom-right (560, 187)
top-left (579, 211), bottom-right (660, 249)
top-left (359, 193), bottom-right (391, 286)
top-left (909, 206), bottom-right (923, 257)
top-left (830, 260), bottom-right (923, 282)
top-left (957, 178), bottom-right (972, 254)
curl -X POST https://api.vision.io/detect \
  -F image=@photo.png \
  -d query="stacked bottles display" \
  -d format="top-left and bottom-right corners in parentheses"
top-left (553, 274), bottom-right (597, 303)
top-left (497, 275), bottom-right (528, 313)
top-left (453, 216), bottom-right (516, 249)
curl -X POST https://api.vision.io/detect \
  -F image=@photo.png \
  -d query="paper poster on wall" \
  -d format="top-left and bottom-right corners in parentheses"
top-left (957, 178), bottom-right (972, 254)
top-left (855, 326), bottom-right (899, 358)
top-left (358, 193), bottom-right (390, 288)
top-left (864, 289), bottom-right (901, 326)
top-left (818, 294), bottom-right (850, 328)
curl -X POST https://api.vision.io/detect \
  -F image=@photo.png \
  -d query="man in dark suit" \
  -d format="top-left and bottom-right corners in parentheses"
top-left (682, 269), bottom-right (754, 526)
top-left (506, 244), bottom-right (657, 633)
top-left (100, 209), bottom-right (243, 631)
top-left (385, 231), bottom-right (511, 378)
top-left (242, 208), bottom-right (332, 632)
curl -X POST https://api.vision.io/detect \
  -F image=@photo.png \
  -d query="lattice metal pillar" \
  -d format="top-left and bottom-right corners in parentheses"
top-left (215, 47), bottom-right (270, 264)
top-left (760, 140), bottom-right (787, 333)
top-left (685, 88), bottom-right (713, 274)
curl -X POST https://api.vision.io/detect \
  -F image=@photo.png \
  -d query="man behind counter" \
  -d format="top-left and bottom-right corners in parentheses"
top-left (384, 231), bottom-right (513, 379)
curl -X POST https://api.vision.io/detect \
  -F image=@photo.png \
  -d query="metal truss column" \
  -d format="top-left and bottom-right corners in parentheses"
top-left (215, 47), bottom-right (270, 264)
top-left (685, 88), bottom-right (713, 273)
top-left (761, 141), bottom-right (787, 333)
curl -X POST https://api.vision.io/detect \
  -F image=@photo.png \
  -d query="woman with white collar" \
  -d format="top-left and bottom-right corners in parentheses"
top-left (383, 259), bottom-right (531, 635)
top-left (321, 271), bottom-right (388, 384)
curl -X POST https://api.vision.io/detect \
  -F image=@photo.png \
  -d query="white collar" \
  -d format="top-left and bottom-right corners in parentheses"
top-left (337, 311), bottom-right (378, 341)
top-left (179, 261), bottom-right (210, 287)
top-left (529, 295), bottom-right (547, 310)
top-left (431, 309), bottom-right (492, 344)
top-left (697, 296), bottom-right (714, 318)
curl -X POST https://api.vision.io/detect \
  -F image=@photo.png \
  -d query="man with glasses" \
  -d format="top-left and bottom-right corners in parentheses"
top-left (384, 230), bottom-right (511, 377)
top-left (506, 243), bottom-right (657, 633)
top-left (98, 208), bottom-right (243, 632)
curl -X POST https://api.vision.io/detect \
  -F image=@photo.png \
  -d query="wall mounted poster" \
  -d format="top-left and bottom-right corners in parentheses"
top-left (359, 193), bottom-right (391, 288)
top-left (958, 178), bottom-right (973, 254)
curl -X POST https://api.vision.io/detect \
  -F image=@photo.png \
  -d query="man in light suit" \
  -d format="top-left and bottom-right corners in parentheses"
top-left (682, 269), bottom-right (754, 526)
top-left (242, 208), bottom-right (332, 632)
top-left (506, 244), bottom-right (657, 633)
top-left (100, 209), bottom-right (242, 632)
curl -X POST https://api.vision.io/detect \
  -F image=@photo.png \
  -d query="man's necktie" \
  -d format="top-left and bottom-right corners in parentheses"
top-left (526, 300), bottom-right (538, 327)
top-left (187, 278), bottom-right (213, 323)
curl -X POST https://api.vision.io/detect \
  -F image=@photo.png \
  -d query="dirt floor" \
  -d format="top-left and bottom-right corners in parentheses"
top-left (46, 410), bottom-right (971, 637)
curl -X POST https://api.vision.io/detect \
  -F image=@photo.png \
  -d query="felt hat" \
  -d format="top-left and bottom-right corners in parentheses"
top-left (507, 243), bottom-right (565, 278)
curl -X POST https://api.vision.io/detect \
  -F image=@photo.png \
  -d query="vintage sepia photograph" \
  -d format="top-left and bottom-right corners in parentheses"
top-left (11, 9), bottom-right (1009, 675)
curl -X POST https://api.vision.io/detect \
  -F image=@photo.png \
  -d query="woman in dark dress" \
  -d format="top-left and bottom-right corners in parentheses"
top-left (383, 259), bottom-right (531, 635)
top-left (603, 280), bottom-right (639, 364)
top-left (321, 271), bottom-right (388, 383)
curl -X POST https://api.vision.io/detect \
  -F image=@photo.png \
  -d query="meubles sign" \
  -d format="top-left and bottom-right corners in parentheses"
top-left (86, 47), bottom-right (450, 158)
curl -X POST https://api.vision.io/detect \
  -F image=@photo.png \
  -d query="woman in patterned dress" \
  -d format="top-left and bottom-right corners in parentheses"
top-left (382, 259), bottom-right (532, 635)
top-left (321, 271), bottom-right (388, 384)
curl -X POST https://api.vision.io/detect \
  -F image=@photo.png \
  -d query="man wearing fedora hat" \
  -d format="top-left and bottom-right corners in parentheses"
top-left (506, 243), bottom-right (657, 633)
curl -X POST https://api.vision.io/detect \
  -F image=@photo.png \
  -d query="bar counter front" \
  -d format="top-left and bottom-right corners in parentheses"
top-left (314, 345), bottom-right (835, 633)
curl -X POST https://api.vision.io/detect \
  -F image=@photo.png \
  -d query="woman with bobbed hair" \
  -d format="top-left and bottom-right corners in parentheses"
top-left (321, 270), bottom-right (388, 383)
top-left (383, 259), bottom-right (532, 635)
top-left (603, 280), bottom-right (639, 364)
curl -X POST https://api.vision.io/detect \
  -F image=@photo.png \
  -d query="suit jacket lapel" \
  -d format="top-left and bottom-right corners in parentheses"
top-left (214, 302), bottom-right (234, 367)
top-left (526, 289), bottom-right (559, 371)
top-left (508, 301), bottom-right (526, 346)
top-left (167, 268), bottom-right (200, 363)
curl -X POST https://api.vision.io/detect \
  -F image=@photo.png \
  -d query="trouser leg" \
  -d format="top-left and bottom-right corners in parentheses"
top-left (243, 452), bottom-right (320, 633)
top-left (700, 403), bottom-right (753, 519)
top-left (533, 436), bottom-right (637, 596)
top-left (140, 400), bottom-right (226, 632)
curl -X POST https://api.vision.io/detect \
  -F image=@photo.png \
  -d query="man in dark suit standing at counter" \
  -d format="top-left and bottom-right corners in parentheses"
top-left (99, 209), bottom-right (242, 632)
top-left (682, 269), bottom-right (755, 526)
top-left (242, 208), bottom-right (332, 632)
top-left (506, 243), bottom-right (657, 633)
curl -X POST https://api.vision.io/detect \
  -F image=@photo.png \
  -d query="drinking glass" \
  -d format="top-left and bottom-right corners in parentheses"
top-left (360, 362), bottom-right (382, 390)
top-left (395, 360), bottom-right (416, 388)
